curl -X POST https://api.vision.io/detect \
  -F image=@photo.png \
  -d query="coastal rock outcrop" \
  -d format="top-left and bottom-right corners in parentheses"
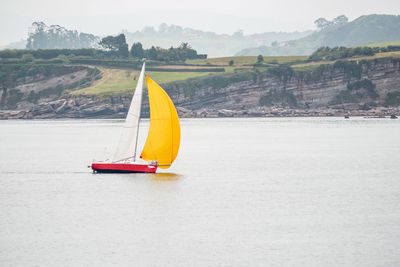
top-left (1, 58), bottom-right (400, 119)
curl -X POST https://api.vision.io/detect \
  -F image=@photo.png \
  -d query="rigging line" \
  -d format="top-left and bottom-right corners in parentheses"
top-left (113, 155), bottom-right (135, 163)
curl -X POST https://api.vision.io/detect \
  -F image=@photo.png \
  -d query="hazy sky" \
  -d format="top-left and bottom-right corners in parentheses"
top-left (1, 0), bottom-right (399, 46)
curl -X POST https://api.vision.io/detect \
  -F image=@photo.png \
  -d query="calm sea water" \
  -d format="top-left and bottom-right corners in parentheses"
top-left (0, 118), bottom-right (399, 267)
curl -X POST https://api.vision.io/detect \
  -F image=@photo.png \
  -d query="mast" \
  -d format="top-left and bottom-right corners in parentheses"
top-left (132, 64), bottom-right (144, 161)
top-left (112, 61), bottom-right (146, 162)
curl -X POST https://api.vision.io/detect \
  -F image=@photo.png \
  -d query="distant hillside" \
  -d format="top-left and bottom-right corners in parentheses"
top-left (124, 24), bottom-right (311, 57)
top-left (236, 14), bottom-right (400, 56)
top-left (322, 15), bottom-right (400, 47)
top-left (2, 22), bottom-right (310, 58)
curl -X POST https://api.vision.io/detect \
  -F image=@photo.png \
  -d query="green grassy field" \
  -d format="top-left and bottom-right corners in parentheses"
top-left (71, 67), bottom-right (215, 95)
top-left (187, 55), bottom-right (308, 66)
top-left (69, 50), bottom-right (400, 96)
top-left (291, 61), bottom-right (333, 70)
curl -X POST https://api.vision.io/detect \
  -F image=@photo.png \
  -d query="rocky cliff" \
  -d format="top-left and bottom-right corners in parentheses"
top-left (167, 58), bottom-right (400, 117)
top-left (0, 64), bottom-right (100, 115)
top-left (1, 58), bottom-right (400, 119)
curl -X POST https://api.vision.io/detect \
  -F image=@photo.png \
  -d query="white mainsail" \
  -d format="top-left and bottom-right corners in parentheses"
top-left (112, 62), bottom-right (145, 162)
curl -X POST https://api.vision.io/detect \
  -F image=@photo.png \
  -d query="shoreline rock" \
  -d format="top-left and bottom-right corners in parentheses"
top-left (1, 105), bottom-right (399, 120)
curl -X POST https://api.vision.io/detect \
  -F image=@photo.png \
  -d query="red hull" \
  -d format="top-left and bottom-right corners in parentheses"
top-left (91, 162), bottom-right (157, 173)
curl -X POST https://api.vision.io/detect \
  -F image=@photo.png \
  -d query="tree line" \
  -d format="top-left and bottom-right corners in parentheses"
top-left (21, 25), bottom-right (207, 62)
top-left (26, 22), bottom-right (99, 50)
top-left (98, 33), bottom-right (206, 61)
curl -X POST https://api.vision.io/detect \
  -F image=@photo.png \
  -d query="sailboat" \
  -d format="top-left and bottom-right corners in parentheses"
top-left (91, 62), bottom-right (180, 173)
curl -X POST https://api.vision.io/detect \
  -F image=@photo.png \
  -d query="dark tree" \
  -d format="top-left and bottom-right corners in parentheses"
top-left (130, 42), bottom-right (144, 58)
top-left (119, 43), bottom-right (129, 58)
top-left (99, 34), bottom-right (129, 58)
top-left (146, 46), bottom-right (158, 60)
top-left (98, 36), bottom-right (117, 51)
top-left (257, 55), bottom-right (264, 63)
top-left (229, 60), bottom-right (234, 66)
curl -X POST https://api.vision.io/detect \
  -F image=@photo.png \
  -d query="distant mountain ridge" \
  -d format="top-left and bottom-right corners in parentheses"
top-left (3, 22), bottom-right (311, 58)
top-left (5, 14), bottom-right (400, 57)
top-left (123, 24), bottom-right (311, 57)
top-left (322, 14), bottom-right (400, 47)
top-left (236, 14), bottom-right (400, 56)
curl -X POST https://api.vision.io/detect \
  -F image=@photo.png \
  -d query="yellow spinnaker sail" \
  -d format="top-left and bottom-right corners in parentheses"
top-left (140, 76), bottom-right (180, 168)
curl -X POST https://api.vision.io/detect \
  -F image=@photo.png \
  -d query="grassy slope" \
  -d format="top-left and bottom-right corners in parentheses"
top-left (71, 67), bottom-right (214, 95)
top-left (70, 51), bottom-right (400, 95)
